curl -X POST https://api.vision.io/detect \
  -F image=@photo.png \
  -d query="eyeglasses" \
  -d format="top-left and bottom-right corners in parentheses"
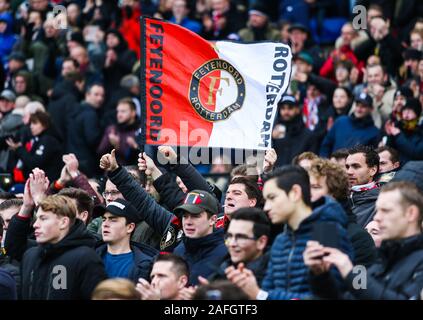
top-left (102, 190), bottom-right (121, 198)
top-left (224, 233), bottom-right (257, 244)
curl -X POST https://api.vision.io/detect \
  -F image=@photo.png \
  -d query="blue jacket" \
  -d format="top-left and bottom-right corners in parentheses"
top-left (387, 126), bottom-right (423, 164)
top-left (173, 229), bottom-right (227, 286)
top-left (262, 197), bottom-right (354, 300)
top-left (320, 115), bottom-right (380, 158)
top-left (0, 13), bottom-right (18, 66)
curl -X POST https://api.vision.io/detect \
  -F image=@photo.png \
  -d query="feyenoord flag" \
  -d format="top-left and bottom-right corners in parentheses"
top-left (141, 17), bottom-right (292, 150)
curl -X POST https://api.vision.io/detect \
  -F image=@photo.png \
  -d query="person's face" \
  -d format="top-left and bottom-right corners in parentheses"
top-left (116, 103), bottom-right (136, 124)
top-left (226, 219), bottom-right (265, 264)
top-left (378, 150), bottom-right (399, 173)
top-left (402, 108), bottom-right (418, 121)
top-left (0, 98), bottom-right (14, 113)
top-left (341, 24), bottom-right (355, 45)
top-left (86, 85), bottom-right (105, 108)
top-left (30, 120), bottom-right (45, 136)
top-left (67, 4), bottom-right (80, 24)
top-left (150, 261), bottom-right (187, 300)
top-left (102, 212), bottom-right (133, 243)
top-left (374, 190), bottom-right (414, 241)
top-left (295, 59), bottom-right (312, 74)
top-left (335, 66), bottom-right (349, 83)
top-left (263, 178), bottom-right (295, 225)
top-left (30, 0), bottom-right (48, 11)
top-left (0, 206), bottom-right (20, 231)
top-left (393, 94), bottom-right (407, 111)
top-left (365, 220), bottom-right (382, 247)
top-left (367, 9), bottom-right (382, 24)
top-left (212, 0), bottom-right (229, 14)
top-left (8, 59), bottom-right (24, 73)
top-left (289, 29), bottom-right (307, 46)
top-left (249, 13), bottom-right (267, 28)
top-left (172, 0), bottom-right (187, 18)
top-left (306, 84), bottom-right (320, 99)
top-left (104, 180), bottom-right (123, 205)
top-left (418, 60), bottom-right (423, 77)
top-left (28, 11), bottom-right (42, 27)
top-left (106, 33), bottom-right (120, 48)
top-left (0, 0), bottom-right (10, 13)
top-left (333, 88), bottom-right (349, 110)
top-left (279, 104), bottom-right (299, 121)
top-left (33, 209), bottom-right (68, 244)
top-left (43, 21), bottom-right (56, 38)
top-left (224, 183), bottom-right (256, 218)
top-left (70, 47), bottom-right (89, 66)
top-left (182, 211), bottom-right (215, 238)
top-left (0, 21), bottom-right (6, 33)
top-left (61, 60), bottom-right (77, 77)
top-left (345, 152), bottom-right (377, 186)
top-left (14, 76), bottom-right (27, 94)
top-left (367, 65), bottom-right (384, 85)
top-left (411, 33), bottom-right (423, 50)
top-left (309, 174), bottom-right (329, 202)
top-left (353, 102), bottom-right (372, 119)
top-left (405, 59), bottom-right (419, 74)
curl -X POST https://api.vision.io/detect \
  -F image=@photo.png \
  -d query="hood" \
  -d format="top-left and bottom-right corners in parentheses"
top-left (51, 80), bottom-right (81, 101)
top-left (183, 228), bottom-right (225, 252)
top-left (0, 13), bottom-right (13, 35)
top-left (302, 196), bottom-right (349, 229)
top-left (39, 220), bottom-right (96, 259)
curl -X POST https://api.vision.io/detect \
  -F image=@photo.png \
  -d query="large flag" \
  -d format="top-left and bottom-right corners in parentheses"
top-left (140, 17), bottom-right (292, 150)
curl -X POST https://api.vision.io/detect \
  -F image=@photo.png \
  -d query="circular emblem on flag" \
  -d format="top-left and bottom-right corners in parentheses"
top-left (189, 59), bottom-right (246, 122)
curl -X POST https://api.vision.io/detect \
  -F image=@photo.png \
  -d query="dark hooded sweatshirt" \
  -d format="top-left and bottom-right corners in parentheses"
top-left (20, 220), bottom-right (107, 300)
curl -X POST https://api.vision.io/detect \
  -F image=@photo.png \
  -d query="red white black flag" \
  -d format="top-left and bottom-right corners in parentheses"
top-left (140, 17), bottom-right (292, 150)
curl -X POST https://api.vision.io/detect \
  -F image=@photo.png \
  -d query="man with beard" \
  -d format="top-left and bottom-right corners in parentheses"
top-left (238, 3), bottom-right (279, 42)
top-left (97, 98), bottom-right (139, 166)
top-left (272, 95), bottom-right (319, 167)
top-left (386, 98), bottom-right (423, 163)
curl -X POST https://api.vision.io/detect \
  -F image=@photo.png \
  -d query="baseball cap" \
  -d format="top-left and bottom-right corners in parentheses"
top-left (174, 190), bottom-right (219, 216)
top-left (394, 87), bottom-right (414, 99)
top-left (0, 90), bottom-right (16, 102)
top-left (295, 52), bottom-right (314, 66)
top-left (279, 94), bottom-right (298, 106)
top-left (288, 23), bottom-right (309, 34)
top-left (355, 92), bottom-right (373, 107)
top-left (8, 52), bottom-right (26, 63)
top-left (248, 3), bottom-right (269, 17)
top-left (104, 198), bottom-right (140, 223)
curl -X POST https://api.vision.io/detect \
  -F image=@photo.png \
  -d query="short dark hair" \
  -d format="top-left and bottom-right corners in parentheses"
top-left (348, 145), bottom-right (379, 176)
top-left (330, 148), bottom-right (349, 161)
top-left (230, 177), bottom-right (263, 208)
top-left (86, 82), bottom-right (104, 94)
top-left (263, 165), bottom-right (312, 207)
top-left (0, 198), bottom-right (23, 212)
top-left (153, 253), bottom-right (189, 279)
top-left (381, 181), bottom-right (423, 227)
top-left (193, 280), bottom-right (250, 300)
top-left (230, 163), bottom-right (259, 182)
top-left (58, 187), bottom-right (94, 223)
top-left (230, 208), bottom-right (271, 239)
top-left (376, 146), bottom-right (400, 165)
top-left (118, 98), bottom-right (136, 112)
top-left (29, 111), bottom-right (51, 129)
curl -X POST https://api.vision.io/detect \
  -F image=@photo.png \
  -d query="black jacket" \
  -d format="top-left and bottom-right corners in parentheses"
top-left (273, 115), bottom-right (319, 167)
top-left (208, 252), bottom-right (270, 286)
top-left (311, 233), bottom-right (423, 300)
top-left (20, 220), bottom-right (107, 300)
top-left (67, 102), bottom-right (102, 177)
top-left (96, 242), bottom-right (158, 283)
top-left (349, 187), bottom-right (380, 228)
top-left (15, 130), bottom-right (63, 181)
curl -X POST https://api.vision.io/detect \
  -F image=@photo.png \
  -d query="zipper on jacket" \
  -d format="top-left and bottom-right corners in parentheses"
top-left (286, 232), bottom-right (296, 292)
top-left (29, 270), bottom-right (34, 299)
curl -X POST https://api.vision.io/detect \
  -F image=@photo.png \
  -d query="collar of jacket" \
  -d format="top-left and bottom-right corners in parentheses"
top-left (350, 113), bottom-right (374, 127)
top-left (351, 181), bottom-right (378, 193)
top-left (379, 233), bottom-right (423, 268)
top-left (183, 228), bottom-right (224, 251)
